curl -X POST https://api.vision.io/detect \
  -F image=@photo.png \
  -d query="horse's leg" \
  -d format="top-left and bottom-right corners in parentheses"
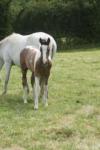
top-left (34, 76), bottom-right (40, 110)
top-left (2, 62), bottom-right (12, 95)
top-left (43, 79), bottom-right (48, 107)
top-left (22, 69), bottom-right (28, 103)
top-left (0, 59), bottom-right (4, 81)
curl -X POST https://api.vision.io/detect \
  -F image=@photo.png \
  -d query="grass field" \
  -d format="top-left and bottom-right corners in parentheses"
top-left (0, 48), bottom-right (100, 150)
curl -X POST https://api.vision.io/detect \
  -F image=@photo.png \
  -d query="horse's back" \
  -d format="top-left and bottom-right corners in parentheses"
top-left (28, 32), bottom-right (57, 51)
top-left (0, 33), bottom-right (28, 65)
top-left (0, 33), bottom-right (24, 44)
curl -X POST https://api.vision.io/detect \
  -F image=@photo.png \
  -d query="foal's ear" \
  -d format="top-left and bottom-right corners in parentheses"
top-left (47, 38), bottom-right (50, 45)
top-left (39, 38), bottom-right (42, 44)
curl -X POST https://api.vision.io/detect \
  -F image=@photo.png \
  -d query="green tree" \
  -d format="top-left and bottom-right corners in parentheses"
top-left (0, 0), bottom-right (13, 39)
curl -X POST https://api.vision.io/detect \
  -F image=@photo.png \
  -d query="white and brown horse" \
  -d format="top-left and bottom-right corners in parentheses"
top-left (20, 38), bottom-right (52, 109)
top-left (0, 32), bottom-right (57, 94)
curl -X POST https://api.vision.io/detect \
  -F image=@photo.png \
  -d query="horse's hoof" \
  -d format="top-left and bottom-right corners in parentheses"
top-left (24, 100), bottom-right (28, 104)
top-left (45, 103), bottom-right (48, 107)
top-left (34, 106), bottom-right (38, 110)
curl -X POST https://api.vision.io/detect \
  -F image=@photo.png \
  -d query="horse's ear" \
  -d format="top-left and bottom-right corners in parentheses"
top-left (47, 38), bottom-right (50, 45)
top-left (39, 38), bottom-right (42, 44)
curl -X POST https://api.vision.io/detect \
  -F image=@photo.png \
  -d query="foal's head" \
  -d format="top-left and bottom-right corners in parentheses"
top-left (39, 37), bottom-right (51, 64)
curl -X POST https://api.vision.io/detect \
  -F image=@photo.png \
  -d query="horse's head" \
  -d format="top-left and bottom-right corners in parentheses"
top-left (39, 37), bottom-right (51, 64)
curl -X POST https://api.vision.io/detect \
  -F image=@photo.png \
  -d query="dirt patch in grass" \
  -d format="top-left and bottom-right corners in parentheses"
top-left (54, 127), bottom-right (74, 140)
top-left (75, 136), bottom-right (100, 150)
top-left (42, 126), bottom-right (75, 141)
top-left (0, 145), bottom-right (25, 150)
top-left (57, 114), bottom-right (75, 128)
top-left (76, 105), bottom-right (100, 117)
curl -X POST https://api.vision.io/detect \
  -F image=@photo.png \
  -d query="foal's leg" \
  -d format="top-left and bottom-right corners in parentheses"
top-left (2, 62), bottom-right (12, 95)
top-left (31, 72), bottom-right (35, 87)
top-left (22, 69), bottom-right (29, 103)
top-left (34, 76), bottom-right (40, 110)
top-left (40, 79), bottom-right (44, 99)
top-left (43, 79), bottom-right (48, 107)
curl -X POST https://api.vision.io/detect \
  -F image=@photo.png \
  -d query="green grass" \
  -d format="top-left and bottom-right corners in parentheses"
top-left (0, 48), bottom-right (100, 150)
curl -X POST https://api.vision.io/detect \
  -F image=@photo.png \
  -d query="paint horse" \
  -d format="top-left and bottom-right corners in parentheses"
top-left (0, 32), bottom-right (57, 94)
top-left (20, 38), bottom-right (52, 109)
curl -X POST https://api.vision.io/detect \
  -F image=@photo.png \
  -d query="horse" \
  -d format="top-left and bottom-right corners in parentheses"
top-left (0, 32), bottom-right (57, 94)
top-left (20, 38), bottom-right (52, 109)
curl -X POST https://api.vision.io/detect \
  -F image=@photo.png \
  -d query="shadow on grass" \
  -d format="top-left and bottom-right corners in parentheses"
top-left (0, 92), bottom-right (33, 112)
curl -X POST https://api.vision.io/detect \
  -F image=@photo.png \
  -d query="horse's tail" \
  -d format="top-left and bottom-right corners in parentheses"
top-left (51, 39), bottom-right (57, 59)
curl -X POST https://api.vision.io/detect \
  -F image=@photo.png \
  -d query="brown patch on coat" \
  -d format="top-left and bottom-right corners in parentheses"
top-left (35, 58), bottom-right (52, 78)
top-left (20, 48), bottom-right (37, 72)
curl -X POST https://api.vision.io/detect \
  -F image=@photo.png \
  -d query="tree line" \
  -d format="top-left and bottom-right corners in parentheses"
top-left (0, 0), bottom-right (100, 49)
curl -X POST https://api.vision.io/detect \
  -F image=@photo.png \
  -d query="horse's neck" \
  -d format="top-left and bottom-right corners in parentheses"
top-left (36, 57), bottom-right (42, 65)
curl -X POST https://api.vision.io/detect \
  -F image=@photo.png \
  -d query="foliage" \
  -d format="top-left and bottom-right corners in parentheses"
top-left (0, 0), bottom-right (12, 38)
top-left (0, 0), bottom-right (100, 46)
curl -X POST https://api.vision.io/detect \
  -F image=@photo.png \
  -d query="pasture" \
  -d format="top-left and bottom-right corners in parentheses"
top-left (0, 48), bottom-right (100, 150)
